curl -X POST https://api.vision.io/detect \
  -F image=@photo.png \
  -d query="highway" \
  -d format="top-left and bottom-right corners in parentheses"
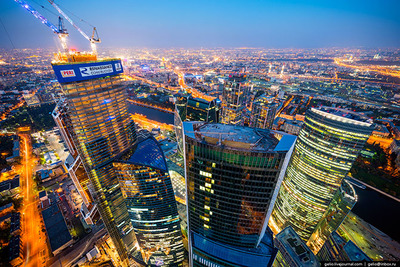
top-left (20, 133), bottom-right (49, 267)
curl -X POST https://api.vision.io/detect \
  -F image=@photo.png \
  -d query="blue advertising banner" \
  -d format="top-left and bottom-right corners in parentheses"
top-left (52, 59), bottom-right (124, 83)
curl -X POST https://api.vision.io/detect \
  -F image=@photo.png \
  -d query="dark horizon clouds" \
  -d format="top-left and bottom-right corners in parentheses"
top-left (1, 0), bottom-right (400, 50)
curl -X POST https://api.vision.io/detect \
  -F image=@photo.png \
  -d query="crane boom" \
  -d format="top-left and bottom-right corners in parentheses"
top-left (13, 0), bottom-right (68, 52)
top-left (14, 0), bottom-right (60, 34)
top-left (48, 0), bottom-right (90, 41)
top-left (48, 0), bottom-right (100, 54)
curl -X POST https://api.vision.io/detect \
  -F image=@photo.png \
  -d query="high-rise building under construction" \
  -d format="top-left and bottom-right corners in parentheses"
top-left (52, 57), bottom-right (137, 265)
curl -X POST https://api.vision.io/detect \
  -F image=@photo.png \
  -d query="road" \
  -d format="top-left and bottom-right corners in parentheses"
top-left (48, 226), bottom-right (106, 267)
top-left (20, 133), bottom-right (49, 266)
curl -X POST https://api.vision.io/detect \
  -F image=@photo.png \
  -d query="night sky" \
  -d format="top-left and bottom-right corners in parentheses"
top-left (1, 0), bottom-right (400, 49)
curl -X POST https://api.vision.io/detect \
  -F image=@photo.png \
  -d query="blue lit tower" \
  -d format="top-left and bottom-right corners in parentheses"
top-left (183, 122), bottom-right (296, 266)
top-left (113, 136), bottom-right (185, 266)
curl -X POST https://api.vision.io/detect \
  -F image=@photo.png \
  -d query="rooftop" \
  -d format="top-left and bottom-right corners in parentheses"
top-left (118, 136), bottom-right (168, 171)
top-left (183, 122), bottom-right (296, 152)
top-left (275, 226), bottom-right (319, 267)
top-left (41, 202), bottom-right (72, 253)
top-left (312, 107), bottom-right (373, 126)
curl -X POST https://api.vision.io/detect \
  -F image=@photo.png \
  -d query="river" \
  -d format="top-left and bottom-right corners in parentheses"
top-left (352, 186), bottom-right (400, 242)
top-left (128, 102), bottom-right (400, 242)
top-left (128, 103), bottom-right (174, 125)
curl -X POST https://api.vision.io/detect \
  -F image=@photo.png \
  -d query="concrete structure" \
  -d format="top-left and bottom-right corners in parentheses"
top-left (274, 226), bottom-right (319, 267)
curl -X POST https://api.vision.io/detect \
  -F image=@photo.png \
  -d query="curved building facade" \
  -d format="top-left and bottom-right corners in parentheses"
top-left (113, 136), bottom-right (184, 266)
top-left (270, 107), bottom-right (373, 247)
top-left (184, 122), bottom-right (296, 266)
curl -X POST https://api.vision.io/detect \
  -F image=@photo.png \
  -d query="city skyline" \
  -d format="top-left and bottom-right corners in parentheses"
top-left (1, 0), bottom-right (400, 49)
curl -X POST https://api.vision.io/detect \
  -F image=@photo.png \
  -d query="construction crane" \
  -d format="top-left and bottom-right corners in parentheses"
top-left (47, 0), bottom-right (100, 55)
top-left (13, 0), bottom-right (69, 52)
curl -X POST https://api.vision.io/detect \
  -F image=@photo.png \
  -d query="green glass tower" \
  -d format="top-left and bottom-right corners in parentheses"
top-left (183, 122), bottom-right (296, 266)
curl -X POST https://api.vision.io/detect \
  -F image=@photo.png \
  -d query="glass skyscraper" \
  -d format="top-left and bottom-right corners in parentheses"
top-left (183, 122), bottom-right (296, 266)
top-left (174, 94), bottom-right (218, 154)
top-left (270, 107), bottom-right (374, 251)
top-left (220, 74), bottom-right (248, 125)
top-left (113, 136), bottom-right (185, 266)
top-left (250, 94), bottom-right (278, 130)
top-left (52, 58), bottom-right (137, 265)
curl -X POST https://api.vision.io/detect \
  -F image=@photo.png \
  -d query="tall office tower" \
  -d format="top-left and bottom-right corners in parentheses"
top-left (269, 107), bottom-right (373, 250)
top-left (250, 94), bottom-right (278, 129)
top-left (307, 180), bottom-right (357, 252)
top-left (273, 226), bottom-right (319, 267)
top-left (174, 94), bottom-right (218, 153)
top-left (113, 135), bottom-right (184, 266)
top-left (52, 58), bottom-right (137, 266)
top-left (317, 232), bottom-right (371, 262)
top-left (183, 122), bottom-right (296, 267)
top-left (220, 74), bottom-right (248, 125)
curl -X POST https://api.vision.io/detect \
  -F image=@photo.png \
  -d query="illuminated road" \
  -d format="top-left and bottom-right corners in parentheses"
top-left (275, 95), bottom-right (294, 118)
top-left (335, 58), bottom-right (400, 80)
top-left (20, 134), bottom-right (49, 266)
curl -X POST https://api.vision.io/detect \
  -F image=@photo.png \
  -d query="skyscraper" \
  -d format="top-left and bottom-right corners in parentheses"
top-left (250, 94), bottom-right (278, 130)
top-left (113, 136), bottom-right (185, 266)
top-left (270, 107), bottom-right (373, 250)
top-left (52, 57), bottom-right (137, 265)
top-left (174, 94), bottom-right (218, 153)
top-left (220, 74), bottom-right (248, 125)
top-left (183, 122), bottom-right (296, 266)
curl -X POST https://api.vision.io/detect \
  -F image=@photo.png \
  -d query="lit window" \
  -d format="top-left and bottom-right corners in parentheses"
top-left (200, 186), bottom-right (205, 191)
top-left (204, 205), bottom-right (210, 210)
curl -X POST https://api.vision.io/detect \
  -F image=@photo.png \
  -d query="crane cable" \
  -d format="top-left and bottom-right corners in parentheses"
top-left (0, 18), bottom-right (15, 49)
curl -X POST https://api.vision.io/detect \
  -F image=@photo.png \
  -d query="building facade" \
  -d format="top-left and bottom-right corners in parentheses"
top-left (307, 180), bottom-right (357, 252)
top-left (52, 58), bottom-right (137, 265)
top-left (113, 136), bottom-right (185, 266)
top-left (220, 74), bottom-right (248, 125)
top-left (269, 107), bottom-right (374, 250)
top-left (250, 94), bottom-right (278, 130)
top-left (183, 122), bottom-right (296, 266)
top-left (317, 231), bottom-right (371, 262)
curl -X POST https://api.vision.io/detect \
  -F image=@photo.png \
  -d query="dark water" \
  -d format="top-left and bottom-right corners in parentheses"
top-left (352, 186), bottom-right (400, 242)
top-left (128, 102), bottom-right (400, 242)
top-left (128, 103), bottom-right (174, 124)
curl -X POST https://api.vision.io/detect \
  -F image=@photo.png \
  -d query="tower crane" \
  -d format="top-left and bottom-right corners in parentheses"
top-left (47, 0), bottom-right (100, 55)
top-left (13, 0), bottom-right (100, 58)
top-left (13, 0), bottom-right (69, 52)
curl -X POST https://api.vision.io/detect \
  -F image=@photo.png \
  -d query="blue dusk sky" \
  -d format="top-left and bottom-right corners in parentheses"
top-left (0, 0), bottom-right (399, 49)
